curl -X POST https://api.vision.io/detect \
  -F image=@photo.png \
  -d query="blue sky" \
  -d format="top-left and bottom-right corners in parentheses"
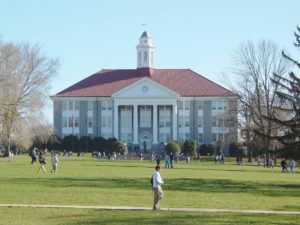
top-left (0, 0), bottom-right (299, 123)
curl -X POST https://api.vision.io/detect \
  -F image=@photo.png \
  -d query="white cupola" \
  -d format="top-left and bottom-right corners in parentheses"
top-left (136, 31), bottom-right (155, 68)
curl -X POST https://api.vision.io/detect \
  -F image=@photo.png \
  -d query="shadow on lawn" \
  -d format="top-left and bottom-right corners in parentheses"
top-left (2, 176), bottom-right (299, 198)
top-left (60, 210), bottom-right (300, 225)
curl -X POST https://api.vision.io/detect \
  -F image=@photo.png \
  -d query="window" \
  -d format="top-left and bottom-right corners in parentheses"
top-left (212, 101), bottom-right (227, 111)
top-left (102, 116), bottom-right (113, 128)
top-left (198, 116), bottom-right (203, 127)
top-left (88, 101), bottom-right (93, 111)
top-left (101, 100), bottom-right (113, 110)
top-left (68, 101), bottom-right (74, 110)
top-left (62, 102), bottom-right (68, 111)
top-left (62, 117), bottom-right (68, 127)
top-left (212, 101), bottom-right (217, 110)
top-left (212, 133), bottom-right (217, 142)
top-left (178, 101), bottom-right (183, 110)
top-left (185, 133), bottom-right (190, 140)
top-left (140, 106), bottom-right (151, 128)
top-left (211, 116), bottom-right (217, 127)
top-left (218, 133), bottom-right (224, 142)
top-left (68, 117), bottom-right (73, 127)
top-left (198, 133), bottom-right (204, 143)
top-left (184, 116), bottom-right (190, 127)
top-left (74, 117), bottom-right (79, 127)
top-left (87, 117), bottom-right (93, 128)
top-left (178, 116), bottom-right (184, 127)
top-left (184, 101), bottom-right (190, 110)
top-left (198, 101), bottom-right (203, 110)
top-left (218, 117), bottom-right (224, 127)
top-left (107, 116), bottom-right (112, 128)
top-left (74, 101), bottom-right (80, 110)
top-left (107, 101), bottom-right (113, 110)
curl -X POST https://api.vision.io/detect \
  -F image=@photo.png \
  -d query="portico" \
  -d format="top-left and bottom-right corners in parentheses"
top-left (112, 78), bottom-right (179, 150)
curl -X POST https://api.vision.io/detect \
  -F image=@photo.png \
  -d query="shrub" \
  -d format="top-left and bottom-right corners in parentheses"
top-left (182, 140), bottom-right (197, 156)
top-left (112, 141), bottom-right (128, 155)
top-left (165, 141), bottom-right (180, 155)
top-left (199, 144), bottom-right (214, 156)
top-left (229, 142), bottom-right (244, 157)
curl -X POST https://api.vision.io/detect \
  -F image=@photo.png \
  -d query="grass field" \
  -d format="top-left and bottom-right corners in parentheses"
top-left (0, 155), bottom-right (299, 225)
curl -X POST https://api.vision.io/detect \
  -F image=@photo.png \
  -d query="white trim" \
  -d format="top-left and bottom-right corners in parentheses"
top-left (51, 96), bottom-right (111, 101)
top-left (112, 77), bottom-right (180, 98)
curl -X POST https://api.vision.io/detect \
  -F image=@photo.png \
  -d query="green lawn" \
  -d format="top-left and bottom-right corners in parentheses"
top-left (0, 155), bottom-right (299, 224)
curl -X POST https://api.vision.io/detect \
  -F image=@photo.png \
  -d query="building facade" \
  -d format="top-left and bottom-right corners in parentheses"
top-left (52, 32), bottom-right (237, 152)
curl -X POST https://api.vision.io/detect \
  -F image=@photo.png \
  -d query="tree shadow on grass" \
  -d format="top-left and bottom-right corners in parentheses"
top-left (1, 177), bottom-right (300, 198)
top-left (58, 210), bottom-right (300, 225)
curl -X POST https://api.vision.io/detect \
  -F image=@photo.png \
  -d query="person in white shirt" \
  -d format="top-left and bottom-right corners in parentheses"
top-left (289, 159), bottom-right (296, 174)
top-left (50, 152), bottom-right (59, 174)
top-left (152, 165), bottom-right (164, 210)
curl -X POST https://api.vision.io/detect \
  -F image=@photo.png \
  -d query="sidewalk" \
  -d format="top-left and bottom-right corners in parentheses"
top-left (0, 204), bottom-right (299, 215)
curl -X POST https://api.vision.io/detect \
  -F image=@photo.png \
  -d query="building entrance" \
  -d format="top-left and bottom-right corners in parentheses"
top-left (139, 131), bottom-right (152, 151)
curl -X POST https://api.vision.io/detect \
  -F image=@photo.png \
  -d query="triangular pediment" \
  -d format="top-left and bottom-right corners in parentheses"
top-left (112, 78), bottom-right (179, 98)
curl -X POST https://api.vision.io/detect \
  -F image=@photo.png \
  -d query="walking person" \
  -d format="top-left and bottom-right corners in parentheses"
top-left (169, 152), bottom-right (174, 168)
top-left (37, 152), bottom-right (46, 173)
top-left (156, 154), bottom-right (161, 166)
top-left (152, 165), bottom-right (164, 210)
top-left (7, 151), bottom-right (13, 162)
top-left (164, 153), bottom-right (170, 168)
top-left (30, 148), bottom-right (37, 164)
top-left (280, 158), bottom-right (288, 173)
top-left (288, 159), bottom-right (296, 174)
top-left (50, 152), bottom-right (59, 174)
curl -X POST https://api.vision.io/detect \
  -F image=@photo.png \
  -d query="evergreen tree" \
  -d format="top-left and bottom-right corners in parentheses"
top-left (270, 26), bottom-right (300, 158)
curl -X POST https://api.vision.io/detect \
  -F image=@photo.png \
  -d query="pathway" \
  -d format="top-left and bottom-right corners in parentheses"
top-left (0, 204), bottom-right (299, 215)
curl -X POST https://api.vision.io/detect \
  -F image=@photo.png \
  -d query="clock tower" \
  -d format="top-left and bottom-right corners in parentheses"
top-left (136, 31), bottom-right (155, 68)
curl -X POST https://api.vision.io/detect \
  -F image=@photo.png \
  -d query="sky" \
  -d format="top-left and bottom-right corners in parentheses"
top-left (0, 0), bottom-right (299, 123)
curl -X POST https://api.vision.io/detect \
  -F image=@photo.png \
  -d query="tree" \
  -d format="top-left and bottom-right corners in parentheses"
top-left (229, 142), bottom-right (244, 157)
top-left (182, 140), bottom-right (197, 156)
top-left (62, 135), bottom-right (79, 152)
top-left (92, 136), bottom-right (106, 152)
top-left (112, 141), bottom-right (128, 155)
top-left (268, 26), bottom-right (300, 159)
top-left (30, 122), bottom-right (58, 150)
top-left (79, 136), bottom-right (93, 152)
top-left (0, 40), bottom-right (59, 155)
top-left (105, 137), bottom-right (117, 155)
top-left (224, 40), bottom-right (290, 159)
top-left (165, 141), bottom-right (180, 155)
top-left (199, 144), bottom-right (214, 156)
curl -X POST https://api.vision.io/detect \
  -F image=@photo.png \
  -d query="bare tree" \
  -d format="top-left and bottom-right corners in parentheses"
top-left (0, 40), bottom-right (59, 154)
top-left (223, 40), bottom-right (290, 159)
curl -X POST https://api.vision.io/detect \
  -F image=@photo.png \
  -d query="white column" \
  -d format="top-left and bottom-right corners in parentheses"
top-left (133, 104), bottom-right (138, 144)
top-left (153, 104), bottom-right (158, 143)
top-left (172, 104), bottom-right (177, 140)
top-left (114, 104), bottom-right (119, 139)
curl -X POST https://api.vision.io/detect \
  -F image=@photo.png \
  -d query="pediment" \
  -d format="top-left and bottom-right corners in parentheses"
top-left (112, 78), bottom-right (179, 98)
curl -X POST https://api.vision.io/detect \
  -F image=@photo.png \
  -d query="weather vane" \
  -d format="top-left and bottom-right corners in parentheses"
top-left (142, 23), bottom-right (147, 31)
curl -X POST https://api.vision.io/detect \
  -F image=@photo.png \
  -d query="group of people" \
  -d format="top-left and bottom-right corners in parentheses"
top-left (29, 148), bottom-right (59, 174)
top-left (280, 158), bottom-right (296, 174)
top-left (215, 154), bottom-right (225, 164)
top-left (164, 152), bottom-right (175, 168)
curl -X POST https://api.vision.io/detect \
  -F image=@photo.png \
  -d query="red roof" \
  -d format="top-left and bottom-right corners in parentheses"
top-left (53, 68), bottom-right (235, 97)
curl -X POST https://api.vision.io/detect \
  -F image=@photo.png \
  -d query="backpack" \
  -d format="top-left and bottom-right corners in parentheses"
top-left (150, 176), bottom-right (153, 186)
